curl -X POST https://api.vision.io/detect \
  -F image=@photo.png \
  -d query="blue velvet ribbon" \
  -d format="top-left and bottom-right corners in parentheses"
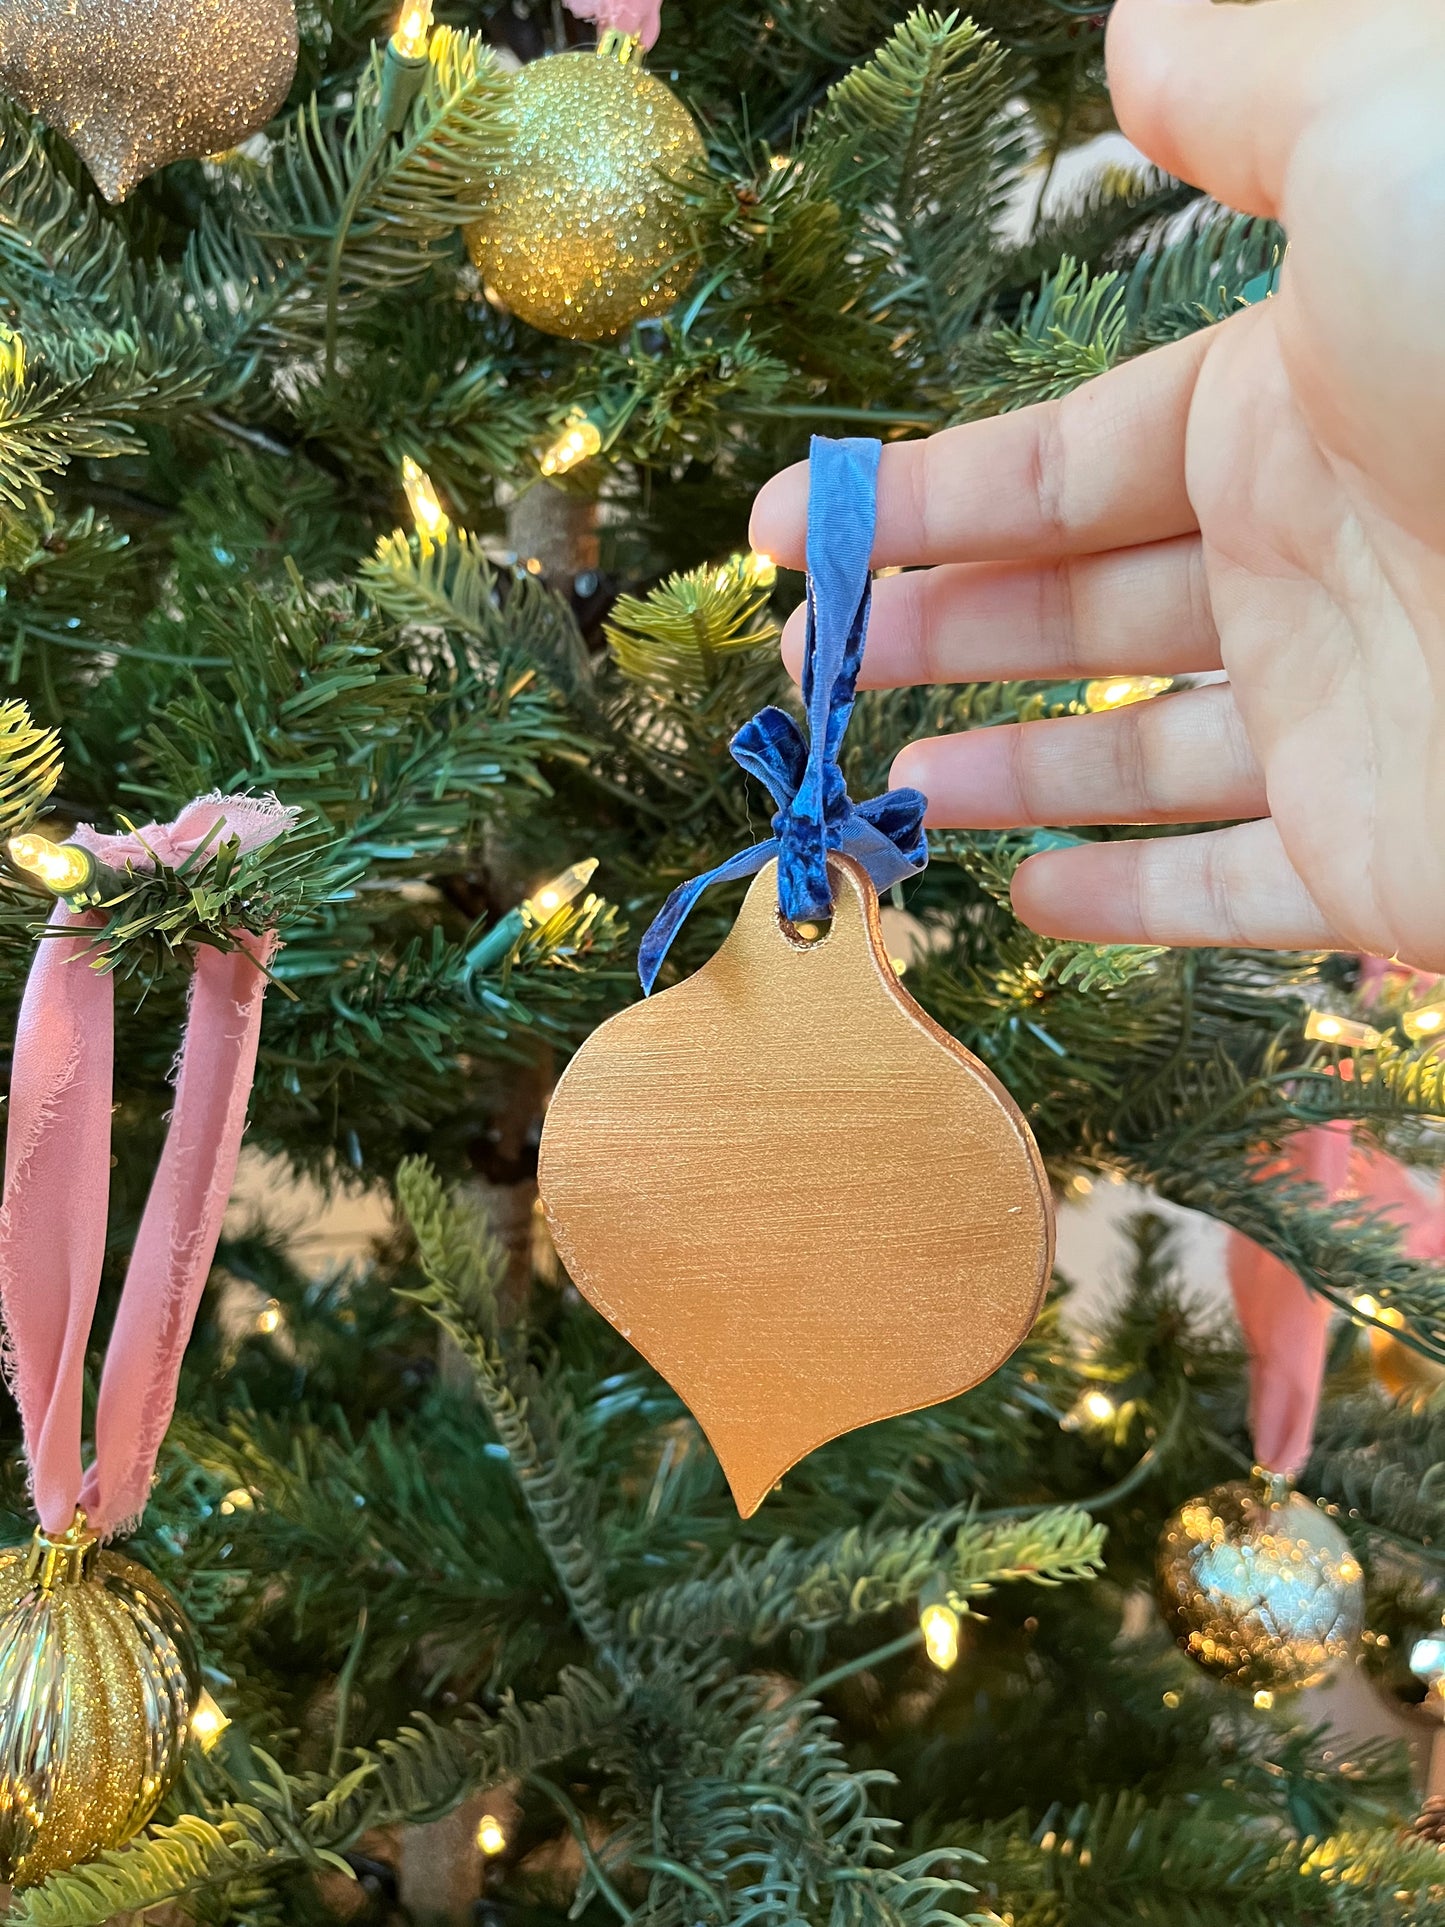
top-left (637, 435), bottom-right (928, 994)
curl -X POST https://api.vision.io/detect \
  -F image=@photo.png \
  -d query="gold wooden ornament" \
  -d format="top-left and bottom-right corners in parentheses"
top-left (539, 855), bottom-right (1054, 1516)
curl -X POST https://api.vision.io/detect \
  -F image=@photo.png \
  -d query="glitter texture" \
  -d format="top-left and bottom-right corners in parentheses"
top-left (466, 44), bottom-right (705, 342)
top-left (1156, 1476), bottom-right (1364, 1695)
top-left (0, 0), bottom-right (299, 203)
top-left (0, 1520), bottom-right (199, 1886)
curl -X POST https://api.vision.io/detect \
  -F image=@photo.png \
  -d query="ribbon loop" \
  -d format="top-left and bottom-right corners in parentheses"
top-left (638, 437), bottom-right (927, 993)
top-left (0, 791), bottom-right (295, 1535)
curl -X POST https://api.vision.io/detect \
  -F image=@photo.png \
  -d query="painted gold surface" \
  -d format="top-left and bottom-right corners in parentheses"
top-left (466, 43), bottom-right (704, 341)
top-left (1156, 1474), bottom-right (1364, 1694)
top-left (0, 0), bottom-right (298, 203)
top-left (0, 1515), bottom-right (199, 1885)
top-left (539, 856), bottom-right (1054, 1516)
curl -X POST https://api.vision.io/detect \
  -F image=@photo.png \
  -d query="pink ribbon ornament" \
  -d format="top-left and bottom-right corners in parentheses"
top-left (566, 0), bottom-right (663, 48)
top-left (0, 793), bottom-right (295, 1536)
top-left (1230, 961), bottom-right (1445, 1476)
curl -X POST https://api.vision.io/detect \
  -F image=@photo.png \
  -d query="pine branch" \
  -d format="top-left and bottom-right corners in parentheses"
top-left (0, 696), bottom-right (61, 840)
top-left (811, 9), bottom-right (1020, 368)
top-left (395, 1159), bottom-right (617, 1654)
top-left (10, 1673), bottom-right (619, 1927)
top-left (617, 1505), bottom-right (1105, 1646)
top-left (606, 557), bottom-right (780, 696)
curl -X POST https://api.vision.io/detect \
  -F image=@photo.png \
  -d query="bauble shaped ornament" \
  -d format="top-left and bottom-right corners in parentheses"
top-left (1155, 1473), bottom-right (1364, 1695)
top-left (0, 0), bottom-right (298, 202)
top-left (466, 34), bottom-right (704, 340)
top-left (540, 855), bottom-right (1052, 1518)
top-left (0, 1513), bottom-right (200, 1886)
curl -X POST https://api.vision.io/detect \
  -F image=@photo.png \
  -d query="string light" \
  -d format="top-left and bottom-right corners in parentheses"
top-left (539, 414), bottom-right (602, 478)
top-left (1253, 1689), bottom-right (1274, 1711)
top-left (475, 1813), bottom-right (508, 1856)
top-left (464, 859), bottom-right (601, 976)
top-left (254, 1299), bottom-right (284, 1336)
top-left (401, 457), bottom-right (449, 550)
top-left (1351, 1293), bottom-right (1406, 1329)
top-left (190, 1691), bottom-right (231, 1751)
top-left (1304, 1010), bottom-right (1381, 1049)
top-left (1083, 676), bottom-right (1172, 713)
top-left (0, 327), bottom-right (25, 388)
top-left (919, 1599), bottom-right (962, 1671)
top-left (390, 0), bottom-right (431, 58)
top-left (219, 1488), bottom-right (254, 1516)
top-left (1081, 1390), bottom-right (1117, 1424)
top-left (1404, 1002), bottom-right (1445, 1042)
top-left (523, 858), bottom-right (599, 924)
top-left (1409, 1632), bottom-right (1445, 1689)
top-left (7, 832), bottom-right (96, 897)
top-left (768, 153), bottom-right (791, 172)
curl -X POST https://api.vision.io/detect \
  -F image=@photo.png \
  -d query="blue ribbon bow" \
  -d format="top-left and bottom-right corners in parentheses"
top-left (638, 436), bottom-right (928, 993)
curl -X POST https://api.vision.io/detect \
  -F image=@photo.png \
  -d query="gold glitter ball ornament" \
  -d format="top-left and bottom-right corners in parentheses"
top-left (0, 0), bottom-right (299, 203)
top-left (0, 1513), bottom-right (200, 1886)
top-left (1155, 1474), bottom-right (1364, 1695)
top-left (466, 35), bottom-right (705, 341)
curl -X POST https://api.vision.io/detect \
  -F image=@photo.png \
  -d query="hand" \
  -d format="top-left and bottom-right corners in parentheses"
top-left (750, 0), bottom-right (1445, 970)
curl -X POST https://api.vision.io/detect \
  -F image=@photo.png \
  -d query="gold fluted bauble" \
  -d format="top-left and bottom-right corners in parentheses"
top-left (1155, 1474), bottom-right (1364, 1694)
top-left (0, 1513), bottom-right (199, 1886)
top-left (0, 0), bottom-right (298, 203)
top-left (466, 35), bottom-right (705, 341)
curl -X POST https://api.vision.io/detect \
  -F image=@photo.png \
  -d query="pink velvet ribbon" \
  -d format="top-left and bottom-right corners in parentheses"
top-left (1230, 968), bottom-right (1445, 1476)
top-left (0, 793), bottom-right (295, 1536)
top-left (566, 0), bottom-right (663, 48)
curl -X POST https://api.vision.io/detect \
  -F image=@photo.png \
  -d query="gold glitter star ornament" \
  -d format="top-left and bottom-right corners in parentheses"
top-left (0, 1513), bottom-right (200, 1885)
top-left (0, 0), bottom-right (299, 202)
top-left (466, 31), bottom-right (705, 340)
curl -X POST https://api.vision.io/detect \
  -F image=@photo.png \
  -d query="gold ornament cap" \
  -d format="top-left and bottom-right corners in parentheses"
top-left (25, 1509), bottom-right (98, 1590)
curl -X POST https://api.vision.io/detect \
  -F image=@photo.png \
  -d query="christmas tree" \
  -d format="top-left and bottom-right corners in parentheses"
top-left (1, 0), bottom-right (1444, 1921)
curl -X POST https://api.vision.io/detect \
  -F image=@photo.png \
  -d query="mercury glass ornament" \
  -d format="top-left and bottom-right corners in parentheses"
top-left (1155, 1473), bottom-right (1364, 1694)
top-left (0, 0), bottom-right (298, 203)
top-left (466, 31), bottom-right (705, 341)
top-left (0, 1512), bottom-right (200, 1886)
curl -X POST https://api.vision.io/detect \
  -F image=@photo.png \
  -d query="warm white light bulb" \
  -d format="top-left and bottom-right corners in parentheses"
top-left (401, 456), bottom-right (449, 546)
top-left (1404, 1002), bottom-right (1445, 1040)
top-left (522, 859), bottom-right (599, 924)
top-left (190, 1691), bottom-right (231, 1751)
top-left (920, 1601), bottom-right (961, 1672)
top-left (539, 416), bottom-right (602, 479)
top-left (1083, 675), bottom-right (1172, 713)
top-left (1081, 1390), bottom-right (1117, 1425)
top-left (254, 1299), bottom-right (283, 1336)
top-left (391, 0), bottom-right (432, 57)
top-left (8, 833), bottom-right (94, 895)
top-left (476, 1813), bottom-right (507, 1856)
top-left (1304, 1009), bottom-right (1381, 1049)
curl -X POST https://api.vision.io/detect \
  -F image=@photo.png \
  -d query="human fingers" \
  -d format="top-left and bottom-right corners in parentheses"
top-left (1011, 817), bottom-right (1346, 951)
top-left (1106, 0), bottom-right (1360, 220)
top-left (780, 537), bottom-right (1219, 687)
top-left (890, 684), bottom-right (1263, 829)
top-left (750, 327), bottom-right (1213, 572)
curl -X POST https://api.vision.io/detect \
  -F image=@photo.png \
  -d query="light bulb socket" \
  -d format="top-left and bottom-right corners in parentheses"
top-left (462, 907), bottom-right (528, 980)
top-left (380, 39), bottom-right (430, 132)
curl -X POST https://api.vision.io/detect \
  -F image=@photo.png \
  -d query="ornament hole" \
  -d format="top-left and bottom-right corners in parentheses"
top-left (778, 912), bottom-right (833, 951)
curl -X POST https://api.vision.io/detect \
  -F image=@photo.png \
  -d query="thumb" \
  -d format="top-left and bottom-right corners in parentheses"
top-left (1106, 0), bottom-right (1378, 220)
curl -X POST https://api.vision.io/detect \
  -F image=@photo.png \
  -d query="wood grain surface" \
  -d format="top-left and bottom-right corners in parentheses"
top-left (539, 855), bottom-right (1054, 1516)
